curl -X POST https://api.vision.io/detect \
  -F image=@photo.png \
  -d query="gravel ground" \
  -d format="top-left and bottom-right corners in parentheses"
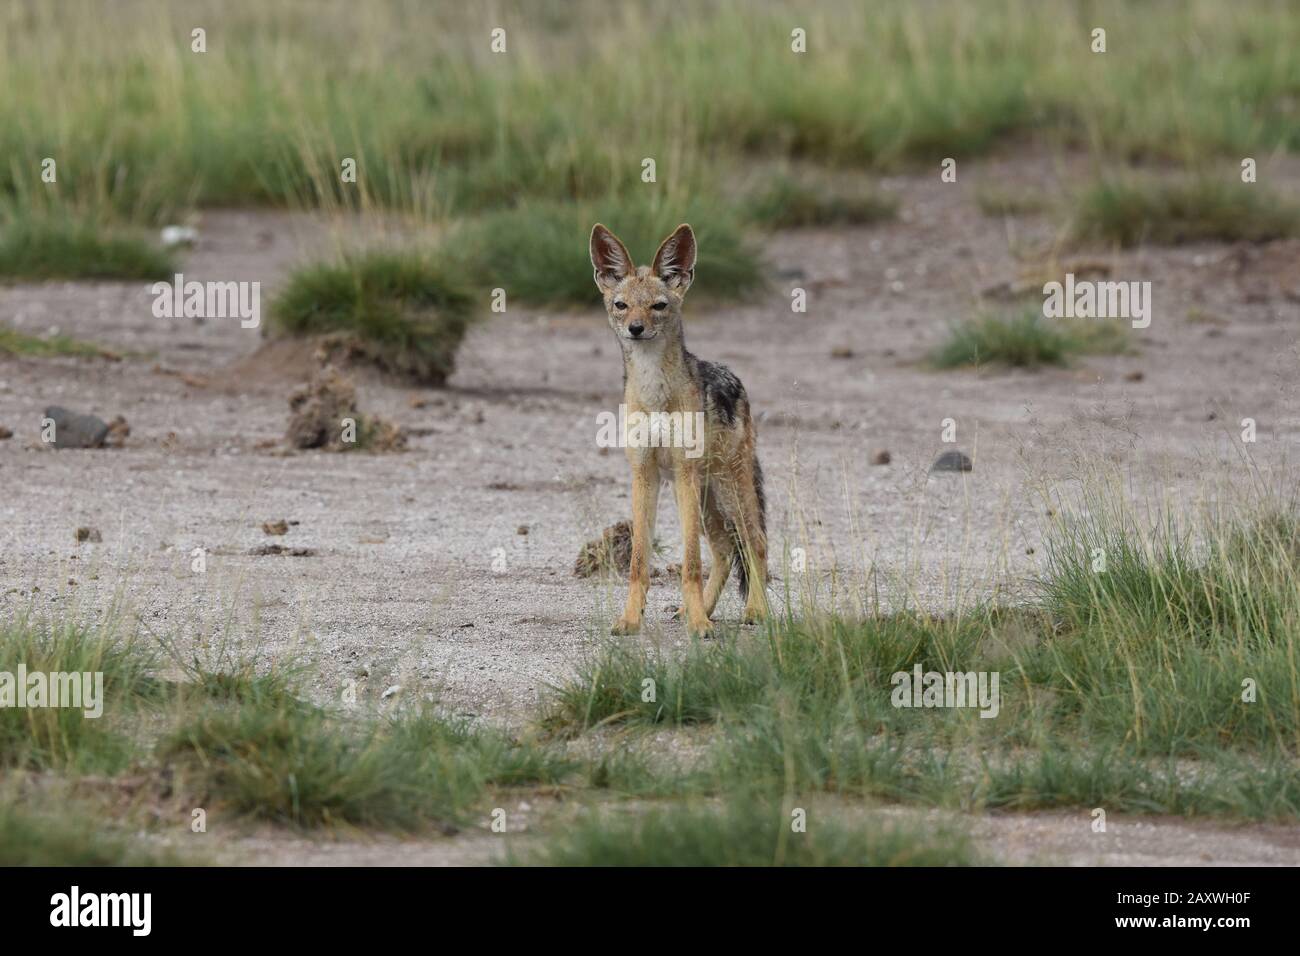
top-left (2, 152), bottom-right (1298, 864)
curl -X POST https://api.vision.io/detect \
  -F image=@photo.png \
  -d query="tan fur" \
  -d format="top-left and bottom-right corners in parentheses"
top-left (590, 223), bottom-right (768, 638)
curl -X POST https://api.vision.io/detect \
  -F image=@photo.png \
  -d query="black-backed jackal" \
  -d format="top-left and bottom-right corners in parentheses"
top-left (589, 222), bottom-right (768, 638)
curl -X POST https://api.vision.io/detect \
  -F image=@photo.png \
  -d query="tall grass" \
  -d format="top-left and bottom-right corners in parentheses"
top-left (451, 196), bottom-right (766, 306)
top-left (744, 172), bottom-right (898, 229)
top-left (545, 493), bottom-right (1300, 820)
top-left (1072, 178), bottom-right (1300, 246)
top-left (0, 617), bottom-right (158, 772)
top-left (161, 696), bottom-right (570, 830)
top-left (0, 219), bottom-right (175, 280)
top-left (930, 311), bottom-right (1129, 369)
top-left (0, 798), bottom-right (184, 865)
top-left (3, 0), bottom-right (1297, 225)
top-left (507, 799), bottom-right (985, 866)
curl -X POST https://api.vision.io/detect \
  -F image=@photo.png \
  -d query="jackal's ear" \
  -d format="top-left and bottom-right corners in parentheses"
top-left (590, 224), bottom-right (633, 292)
top-left (652, 223), bottom-right (696, 293)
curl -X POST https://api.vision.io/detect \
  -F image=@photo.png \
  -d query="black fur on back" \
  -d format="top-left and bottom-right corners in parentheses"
top-left (690, 356), bottom-right (742, 427)
top-left (686, 351), bottom-right (765, 600)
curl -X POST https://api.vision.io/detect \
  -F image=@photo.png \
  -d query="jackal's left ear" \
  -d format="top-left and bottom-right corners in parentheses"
top-left (652, 223), bottom-right (696, 293)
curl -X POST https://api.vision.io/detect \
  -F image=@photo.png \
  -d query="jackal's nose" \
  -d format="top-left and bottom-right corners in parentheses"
top-left (627, 323), bottom-right (645, 338)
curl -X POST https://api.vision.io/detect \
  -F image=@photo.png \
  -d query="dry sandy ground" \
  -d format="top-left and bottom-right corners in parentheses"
top-left (2, 151), bottom-right (1298, 864)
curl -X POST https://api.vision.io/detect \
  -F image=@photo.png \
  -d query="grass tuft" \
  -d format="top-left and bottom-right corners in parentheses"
top-left (930, 311), bottom-right (1129, 369)
top-left (745, 173), bottom-right (898, 228)
top-left (0, 219), bottom-right (175, 281)
top-left (268, 252), bottom-right (476, 386)
top-left (0, 617), bottom-right (158, 773)
top-left (161, 696), bottom-right (569, 831)
top-left (507, 799), bottom-right (984, 866)
top-left (0, 798), bottom-right (182, 866)
top-left (1072, 178), bottom-right (1300, 247)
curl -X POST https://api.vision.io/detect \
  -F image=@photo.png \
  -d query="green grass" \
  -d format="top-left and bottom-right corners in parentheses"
top-left (930, 311), bottom-right (1129, 369)
top-left (745, 173), bottom-right (898, 228)
top-left (451, 197), bottom-right (766, 306)
top-left (4, 486), bottom-right (1300, 865)
top-left (507, 799), bottom-right (984, 866)
top-left (975, 185), bottom-right (1049, 217)
top-left (161, 696), bottom-right (569, 831)
top-left (546, 496), bottom-right (1300, 821)
top-left (268, 252), bottom-right (476, 385)
top-left (0, 325), bottom-right (111, 358)
top-left (0, 219), bottom-right (175, 281)
top-left (5, 0), bottom-right (1296, 225)
top-left (0, 617), bottom-right (158, 772)
top-left (1072, 178), bottom-right (1300, 247)
top-left (0, 798), bottom-right (183, 866)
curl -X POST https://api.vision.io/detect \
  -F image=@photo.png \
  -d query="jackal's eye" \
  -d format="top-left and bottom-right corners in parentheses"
top-left (651, 301), bottom-right (668, 311)
top-left (613, 300), bottom-right (627, 310)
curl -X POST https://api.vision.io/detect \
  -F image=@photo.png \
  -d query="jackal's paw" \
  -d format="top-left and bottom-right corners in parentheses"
top-left (611, 616), bottom-right (642, 636)
top-left (742, 606), bottom-right (769, 626)
top-left (686, 618), bottom-right (714, 639)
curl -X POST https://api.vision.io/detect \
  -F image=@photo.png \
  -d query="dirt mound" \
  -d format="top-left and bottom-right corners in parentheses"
top-left (286, 365), bottom-right (406, 452)
top-left (574, 521), bottom-right (633, 578)
top-left (225, 337), bottom-right (330, 391)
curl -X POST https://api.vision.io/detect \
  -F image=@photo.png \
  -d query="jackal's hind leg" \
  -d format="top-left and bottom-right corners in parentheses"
top-left (702, 491), bottom-right (733, 620)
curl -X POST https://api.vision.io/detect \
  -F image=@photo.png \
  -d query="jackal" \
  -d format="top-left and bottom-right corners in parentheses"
top-left (590, 222), bottom-right (768, 638)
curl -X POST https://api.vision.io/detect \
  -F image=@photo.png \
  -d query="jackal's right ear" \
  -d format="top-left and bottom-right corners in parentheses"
top-left (590, 224), bottom-right (633, 293)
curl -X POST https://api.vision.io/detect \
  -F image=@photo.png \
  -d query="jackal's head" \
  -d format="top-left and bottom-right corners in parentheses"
top-left (589, 223), bottom-right (695, 343)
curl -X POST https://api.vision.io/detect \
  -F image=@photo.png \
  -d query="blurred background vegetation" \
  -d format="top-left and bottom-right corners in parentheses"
top-left (5, 0), bottom-right (1298, 216)
top-left (1, 0), bottom-right (1296, 300)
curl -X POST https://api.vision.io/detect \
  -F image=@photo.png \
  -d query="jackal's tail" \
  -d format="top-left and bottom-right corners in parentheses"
top-left (731, 455), bottom-right (766, 600)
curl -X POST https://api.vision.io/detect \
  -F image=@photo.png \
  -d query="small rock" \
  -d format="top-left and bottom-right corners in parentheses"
top-left (0, 426), bottom-right (12, 440)
top-left (830, 346), bottom-right (854, 359)
top-left (105, 415), bottom-right (130, 447)
top-left (75, 527), bottom-right (102, 543)
top-left (1125, 370), bottom-right (1145, 382)
top-left (516, 525), bottom-right (529, 535)
top-left (870, 449), bottom-right (891, 466)
top-left (43, 406), bottom-right (109, 449)
top-left (262, 519), bottom-right (290, 536)
top-left (248, 544), bottom-right (315, 557)
top-left (381, 685), bottom-right (401, 700)
top-left (160, 225), bottom-right (198, 248)
top-left (931, 450), bottom-right (973, 473)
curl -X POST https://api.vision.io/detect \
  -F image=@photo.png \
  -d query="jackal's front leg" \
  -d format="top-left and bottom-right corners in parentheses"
top-left (673, 464), bottom-right (713, 638)
top-left (612, 459), bottom-right (659, 636)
